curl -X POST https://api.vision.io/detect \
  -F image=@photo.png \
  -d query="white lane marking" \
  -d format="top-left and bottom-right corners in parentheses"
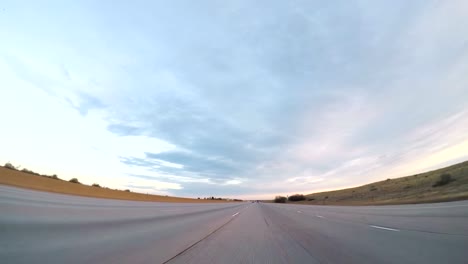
top-left (232, 212), bottom-right (239, 217)
top-left (370, 225), bottom-right (400, 232)
top-left (297, 211), bottom-right (302, 213)
top-left (316, 215), bottom-right (324, 218)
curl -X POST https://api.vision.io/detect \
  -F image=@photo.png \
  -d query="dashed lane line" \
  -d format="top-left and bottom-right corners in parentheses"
top-left (370, 225), bottom-right (400, 232)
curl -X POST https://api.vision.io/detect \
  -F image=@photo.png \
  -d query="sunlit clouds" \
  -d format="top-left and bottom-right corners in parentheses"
top-left (1, 1), bottom-right (468, 199)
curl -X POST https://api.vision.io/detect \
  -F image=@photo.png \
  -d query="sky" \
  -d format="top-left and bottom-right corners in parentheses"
top-left (1, 1), bottom-right (468, 199)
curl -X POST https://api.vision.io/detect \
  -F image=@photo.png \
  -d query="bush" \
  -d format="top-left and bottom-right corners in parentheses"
top-left (274, 196), bottom-right (287, 203)
top-left (92, 183), bottom-right (101, 187)
top-left (21, 168), bottom-right (33, 174)
top-left (288, 194), bottom-right (306, 202)
top-left (432, 173), bottom-right (454, 187)
top-left (4, 162), bottom-right (16, 170)
top-left (21, 168), bottom-right (41, 176)
top-left (69, 178), bottom-right (80, 184)
top-left (124, 189), bottom-right (130, 192)
top-left (51, 174), bottom-right (59, 180)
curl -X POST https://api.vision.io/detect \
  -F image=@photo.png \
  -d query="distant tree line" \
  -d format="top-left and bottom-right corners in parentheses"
top-left (274, 194), bottom-right (307, 203)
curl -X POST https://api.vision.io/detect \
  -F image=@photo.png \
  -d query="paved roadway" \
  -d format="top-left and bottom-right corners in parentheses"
top-left (1, 185), bottom-right (468, 264)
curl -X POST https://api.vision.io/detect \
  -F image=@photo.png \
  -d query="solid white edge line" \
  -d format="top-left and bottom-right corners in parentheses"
top-left (232, 212), bottom-right (239, 217)
top-left (370, 225), bottom-right (400, 232)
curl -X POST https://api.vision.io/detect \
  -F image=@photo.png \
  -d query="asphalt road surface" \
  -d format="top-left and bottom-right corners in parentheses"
top-left (1, 185), bottom-right (468, 264)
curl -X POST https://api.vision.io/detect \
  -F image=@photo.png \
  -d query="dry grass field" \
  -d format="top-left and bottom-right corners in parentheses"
top-left (0, 166), bottom-right (226, 203)
top-left (291, 160), bottom-right (468, 205)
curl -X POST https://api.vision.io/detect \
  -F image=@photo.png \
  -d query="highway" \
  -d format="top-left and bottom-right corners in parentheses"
top-left (1, 185), bottom-right (468, 263)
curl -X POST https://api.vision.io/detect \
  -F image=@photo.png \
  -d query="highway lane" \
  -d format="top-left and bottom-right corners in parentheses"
top-left (0, 186), bottom-right (246, 263)
top-left (1, 185), bottom-right (468, 263)
top-left (168, 202), bottom-right (468, 263)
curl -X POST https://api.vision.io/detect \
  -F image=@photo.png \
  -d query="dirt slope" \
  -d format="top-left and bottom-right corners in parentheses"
top-left (0, 166), bottom-right (222, 203)
top-left (296, 160), bottom-right (468, 205)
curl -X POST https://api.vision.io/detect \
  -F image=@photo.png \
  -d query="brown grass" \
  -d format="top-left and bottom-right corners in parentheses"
top-left (0, 167), bottom-right (224, 203)
top-left (291, 160), bottom-right (468, 206)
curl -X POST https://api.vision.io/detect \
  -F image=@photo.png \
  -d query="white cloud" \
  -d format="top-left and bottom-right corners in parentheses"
top-left (1, 1), bottom-right (468, 199)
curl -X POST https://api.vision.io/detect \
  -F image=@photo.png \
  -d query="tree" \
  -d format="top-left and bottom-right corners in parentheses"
top-left (4, 162), bottom-right (16, 170)
top-left (69, 178), bottom-right (80, 184)
top-left (288, 194), bottom-right (306, 202)
top-left (274, 196), bottom-right (287, 203)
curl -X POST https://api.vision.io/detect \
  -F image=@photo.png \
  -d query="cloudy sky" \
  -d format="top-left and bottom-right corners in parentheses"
top-left (1, 1), bottom-right (468, 199)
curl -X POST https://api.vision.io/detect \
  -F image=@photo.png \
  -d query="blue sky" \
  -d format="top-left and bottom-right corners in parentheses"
top-left (1, 1), bottom-right (468, 199)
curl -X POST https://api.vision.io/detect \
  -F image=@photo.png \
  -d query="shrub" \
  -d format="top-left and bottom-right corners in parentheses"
top-left (370, 186), bottom-right (378, 191)
top-left (21, 168), bottom-right (41, 176)
top-left (274, 196), bottom-right (287, 203)
top-left (92, 183), bottom-right (101, 187)
top-left (51, 174), bottom-right (59, 180)
top-left (4, 162), bottom-right (16, 170)
top-left (124, 189), bottom-right (130, 192)
top-left (307, 198), bottom-right (315, 201)
top-left (432, 173), bottom-right (454, 187)
top-left (69, 178), bottom-right (80, 184)
top-left (288, 194), bottom-right (306, 202)
top-left (21, 168), bottom-right (33, 174)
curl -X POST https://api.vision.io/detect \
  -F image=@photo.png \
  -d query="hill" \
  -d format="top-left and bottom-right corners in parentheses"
top-left (284, 160), bottom-right (468, 205)
top-left (0, 165), bottom-right (226, 203)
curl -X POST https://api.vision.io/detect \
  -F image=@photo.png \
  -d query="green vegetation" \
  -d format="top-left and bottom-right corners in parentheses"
top-left (4, 162), bottom-right (17, 170)
top-left (69, 178), bottom-right (80, 184)
top-left (288, 194), bottom-right (306, 202)
top-left (432, 173), bottom-right (454, 187)
top-left (274, 160), bottom-right (468, 205)
top-left (274, 196), bottom-right (287, 203)
top-left (4, 162), bottom-right (60, 180)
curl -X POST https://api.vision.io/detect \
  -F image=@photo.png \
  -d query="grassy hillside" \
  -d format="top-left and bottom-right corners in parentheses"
top-left (288, 160), bottom-right (468, 205)
top-left (0, 165), bottom-right (227, 203)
